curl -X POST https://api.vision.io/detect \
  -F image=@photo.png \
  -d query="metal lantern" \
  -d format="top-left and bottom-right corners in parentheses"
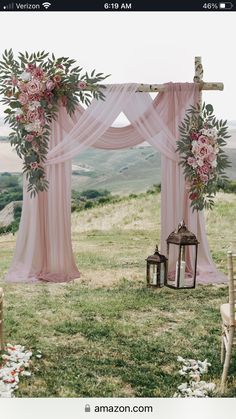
top-left (166, 220), bottom-right (199, 289)
top-left (146, 245), bottom-right (168, 288)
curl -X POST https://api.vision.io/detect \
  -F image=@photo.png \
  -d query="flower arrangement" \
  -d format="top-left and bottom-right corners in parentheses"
top-left (0, 50), bottom-right (109, 196)
top-left (174, 356), bottom-right (216, 398)
top-left (176, 103), bottom-right (231, 211)
top-left (0, 343), bottom-right (38, 397)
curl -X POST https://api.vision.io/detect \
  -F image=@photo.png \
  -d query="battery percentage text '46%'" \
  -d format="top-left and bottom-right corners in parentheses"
top-left (203, 3), bottom-right (218, 8)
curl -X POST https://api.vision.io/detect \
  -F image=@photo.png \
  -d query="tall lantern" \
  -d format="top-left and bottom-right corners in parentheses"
top-left (166, 220), bottom-right (199, 289)
top-left (146, 245), bottom-right (168, 288)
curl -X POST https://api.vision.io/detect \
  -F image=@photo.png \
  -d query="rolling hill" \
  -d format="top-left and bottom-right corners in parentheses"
top-left (71, 146), bottom-right (236, 194)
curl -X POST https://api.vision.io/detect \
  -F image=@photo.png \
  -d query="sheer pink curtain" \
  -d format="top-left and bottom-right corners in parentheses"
top-left (6, 83), bottom-right (226, 283)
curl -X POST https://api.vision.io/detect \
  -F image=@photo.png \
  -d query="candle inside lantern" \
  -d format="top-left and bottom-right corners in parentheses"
top-left (175, 260), bottom-right (186, 287)
top-left (152, 265), bottom-right (157, 285)
top-left (160, 264), bottom-right (164, 286)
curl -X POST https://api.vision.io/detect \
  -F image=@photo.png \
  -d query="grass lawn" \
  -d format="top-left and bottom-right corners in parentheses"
top-left (0, 191), bottom-right (236, 397)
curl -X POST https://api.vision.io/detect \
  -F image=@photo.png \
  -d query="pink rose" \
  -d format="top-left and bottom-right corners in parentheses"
top-left (198, 135), bottom-right (209, 144)
top-left (30, 162), bottom-right (39, 170)
top-left (27, 109), bottom-right (40, 122)
top-left (199, 145), bottom-right (210, 157)
top-left (201, 164), bottom-right (210, 174)
top-left (46, 79), bottom-right (55, 91)
top-left (19, 92), bottom-right (29, 105)
top-left (32, 67), bottom-right (45, 80)
top-left (78, 81), bottom-right (87, 90)
top-left (25, 134), bottom-right (34, 142)
top-left (27, 79), bottom-right (43, 96)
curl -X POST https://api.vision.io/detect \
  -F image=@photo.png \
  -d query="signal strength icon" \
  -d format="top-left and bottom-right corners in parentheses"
top-left (3, 2), bottom-right (14, 9)
top-left (42, 2), bottom-right (51, 9)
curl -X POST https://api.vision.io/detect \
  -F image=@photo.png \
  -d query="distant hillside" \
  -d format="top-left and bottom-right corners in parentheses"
top-left (1, 127), bottom-right (236, 194)
top-left (71, 147), bottom-right (236, 194)
top-left (72, 147), bottom-right (162, 194)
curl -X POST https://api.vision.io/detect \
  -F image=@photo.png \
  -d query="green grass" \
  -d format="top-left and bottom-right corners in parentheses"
top-left (0, 191), bottom-right (236, 397)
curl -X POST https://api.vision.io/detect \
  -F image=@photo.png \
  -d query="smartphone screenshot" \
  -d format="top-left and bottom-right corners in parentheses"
top-left (0, 1), bottom-right (235, 418)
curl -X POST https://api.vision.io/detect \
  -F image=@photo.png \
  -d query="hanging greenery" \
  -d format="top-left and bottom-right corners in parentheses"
top-left (0, 49), bottom-right (109, 196)
top-left (176, 103), bottom-right (231, 211)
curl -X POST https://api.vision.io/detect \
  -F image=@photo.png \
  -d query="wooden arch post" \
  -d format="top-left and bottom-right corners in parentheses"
top-left (194, 56), bottom-right (204, 108)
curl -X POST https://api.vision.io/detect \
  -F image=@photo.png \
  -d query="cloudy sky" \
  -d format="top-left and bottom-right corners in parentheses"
top-left (0, 11), bottom-right (235, 122)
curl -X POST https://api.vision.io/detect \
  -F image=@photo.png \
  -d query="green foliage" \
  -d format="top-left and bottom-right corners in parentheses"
top-left (0, 49), bottom-right (110, 197)
top-left (147, 184), bottom-right (161, 194)
top-left (0, 173), bottom-right (22, 234)
top-left (0, 173), bottom-right (22, 210)
top-left (71, 189), bottom-right (118, 212)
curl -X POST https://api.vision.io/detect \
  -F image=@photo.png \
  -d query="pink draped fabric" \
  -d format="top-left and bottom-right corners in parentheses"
top-left (6, 83), bottom-right (226, 284)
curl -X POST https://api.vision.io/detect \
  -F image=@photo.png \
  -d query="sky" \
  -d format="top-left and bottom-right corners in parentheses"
top-left (0, 11), bottom-right (235, 124)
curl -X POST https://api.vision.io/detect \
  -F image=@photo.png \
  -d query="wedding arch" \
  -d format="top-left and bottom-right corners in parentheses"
top-left (5, 57), bottom-right (226, 284)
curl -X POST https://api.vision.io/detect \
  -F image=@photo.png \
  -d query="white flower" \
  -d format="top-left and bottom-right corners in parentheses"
top-left (207, 128), bottom-right (218, 139)
top-left (211, 159), bottom-right (217, 168)
top-left (178, 382), bottom-right (188, 390)
top-left (196, 158), bottom-right (204, 167)
top-left (192, 140), bottom-right (198, 148)
top-left (14, 108), bottom-right (24, 116)
top-left (20, 71), bottom-right (31, 82)
top-left (28, 101), bottom-right (41, 111)
top-left (0, 343), bottom-right (33, 398)
top-left (192, 389), bottom-right (205, 397)
top-left (21, 371), bottom-right (31, 377)
top-left (25, 121), bottom-right (42, 133)
top-left (174, 357), bottom-right (216, 398)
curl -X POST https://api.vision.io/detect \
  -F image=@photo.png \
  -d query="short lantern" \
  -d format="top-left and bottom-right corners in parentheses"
top-left (166, 220), bottom-right (199, 289)
top-left (146, 245), bottom-right (168, 288)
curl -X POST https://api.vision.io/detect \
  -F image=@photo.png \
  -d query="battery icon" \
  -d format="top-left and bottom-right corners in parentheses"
top-left (219, 2), bottom-right (234, 8)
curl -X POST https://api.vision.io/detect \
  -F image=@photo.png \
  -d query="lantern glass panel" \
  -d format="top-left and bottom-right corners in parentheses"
top-left (166, 221), bottom-right (199, 289)
top-left (150, 264), bottom-right (158, 285)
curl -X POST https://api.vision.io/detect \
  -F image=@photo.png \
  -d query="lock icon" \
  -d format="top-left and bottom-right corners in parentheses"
top-left (85, 404), bottom-right (91, 413)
